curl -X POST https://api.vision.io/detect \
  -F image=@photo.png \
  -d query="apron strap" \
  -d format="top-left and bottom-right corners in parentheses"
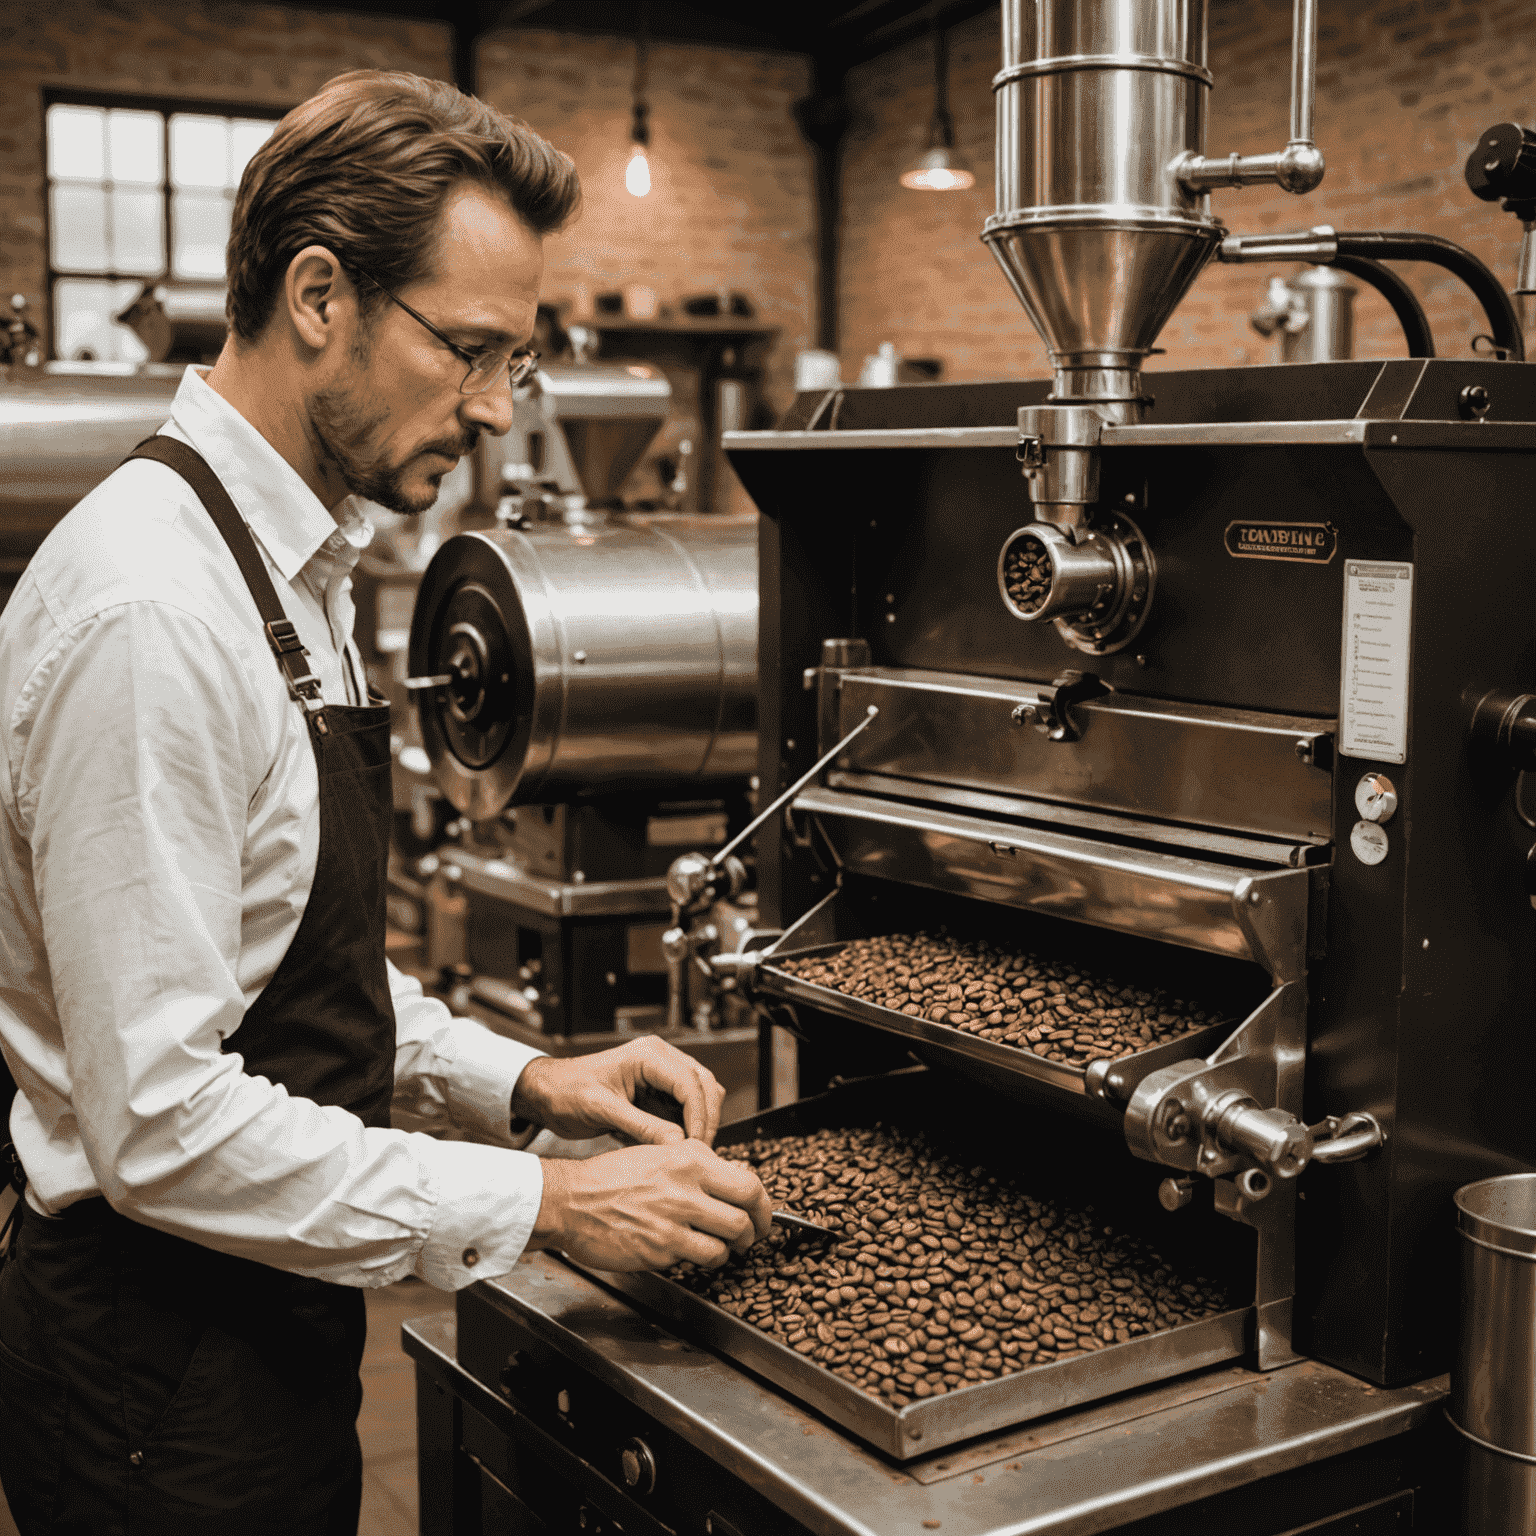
top-left (124, 436), bottom-right (329, 736)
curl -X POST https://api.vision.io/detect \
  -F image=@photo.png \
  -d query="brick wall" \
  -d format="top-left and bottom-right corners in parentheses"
top-left (839, 0), bottom-right (1536, 384)
top-left (0, 0), bottom-right (453, 353)
top-left (1, 9), bottom-right (813, 511)
top-left (476, 30), bottom-right (815, 510)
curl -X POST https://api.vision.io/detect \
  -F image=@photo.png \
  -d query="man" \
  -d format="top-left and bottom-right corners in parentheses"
top-left (0, 70), bottom-right (771, 1535)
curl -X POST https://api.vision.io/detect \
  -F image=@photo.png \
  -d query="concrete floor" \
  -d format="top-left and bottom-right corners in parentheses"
top-left (0, 1277), bottom-right (456, 1536)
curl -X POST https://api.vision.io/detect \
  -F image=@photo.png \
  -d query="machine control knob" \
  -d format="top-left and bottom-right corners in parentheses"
top-left (1159, 1178), bottom-right (1196, 1211)
top-left (1354, 773), bottom-right (1398, 824)
top-left (619, 1437), bottom-right (657, 1494)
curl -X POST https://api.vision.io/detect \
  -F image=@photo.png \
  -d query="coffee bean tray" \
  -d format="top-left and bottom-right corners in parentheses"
top-left (576, 1073), bottom-right (1253, 1462)
top-left (755, 940), bottom-right (1237, 1104)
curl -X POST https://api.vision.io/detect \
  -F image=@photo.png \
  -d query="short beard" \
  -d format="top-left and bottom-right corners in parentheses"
top-left (307, 325), bottom-right (476, 515)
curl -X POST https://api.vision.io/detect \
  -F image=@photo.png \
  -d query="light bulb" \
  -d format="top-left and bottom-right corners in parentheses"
top-left (626, 144), bottom-right (651, 198)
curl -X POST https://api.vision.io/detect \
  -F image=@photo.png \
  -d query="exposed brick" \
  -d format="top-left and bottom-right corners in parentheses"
top-left (840, 0), bottom-right (1536, 378)
top-left (477, 29), bottom-right (814, 514)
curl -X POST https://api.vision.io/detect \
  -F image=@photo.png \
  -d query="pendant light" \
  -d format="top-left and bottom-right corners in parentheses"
top-left (626, 1), bottom-right (652, 198)
top-left (900, 24), bottom-right (975, 191)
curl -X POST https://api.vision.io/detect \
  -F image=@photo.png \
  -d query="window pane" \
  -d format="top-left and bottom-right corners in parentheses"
top-left (50, 183), bottom-right (109, 272)
top-left (172, 190), bottom-right (231, 278)
top-left (106, 109), bottom-right (164, 185)
top-left (53, 277), bottom-right (150, 364)
top-left (170, 114), bottom-right (230, 189)
top-left (109, 187), bottom-right (166, 275)
top-left (230, 120), bottom-right (274, 186)
top-left (47, 104), bottom-right (106, 182)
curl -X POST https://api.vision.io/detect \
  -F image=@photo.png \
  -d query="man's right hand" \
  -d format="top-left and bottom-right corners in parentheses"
top-left (528, 1140), bottom-right (773, 1272)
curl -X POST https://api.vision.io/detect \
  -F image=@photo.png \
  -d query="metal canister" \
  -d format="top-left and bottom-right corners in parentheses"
top-left (1451, 1173), bottom-right (1536, 1533)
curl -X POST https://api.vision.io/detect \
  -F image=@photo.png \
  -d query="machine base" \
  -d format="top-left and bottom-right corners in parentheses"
top-left (406, 1253), bottom-right (1453, 1536)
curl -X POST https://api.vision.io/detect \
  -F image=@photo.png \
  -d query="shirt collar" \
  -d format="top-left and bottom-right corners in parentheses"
top-left (166, 365), bottom-right (371, 583)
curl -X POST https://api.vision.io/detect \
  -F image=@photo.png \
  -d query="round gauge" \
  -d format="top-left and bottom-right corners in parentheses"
top-left (1350, 820), bottom-right (1389, 866)
top-left (1354, 773), bottom-right (1398, 824)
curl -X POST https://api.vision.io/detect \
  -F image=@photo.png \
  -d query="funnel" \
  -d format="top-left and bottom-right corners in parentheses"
top-left (983, 0), bottom-right (1323, 417)
top-left (981, 0), bottom-right (1224, 413)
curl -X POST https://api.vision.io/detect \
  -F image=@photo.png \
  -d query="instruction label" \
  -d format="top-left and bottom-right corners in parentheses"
top-left (1340, 561), bottom-right (1413, 764)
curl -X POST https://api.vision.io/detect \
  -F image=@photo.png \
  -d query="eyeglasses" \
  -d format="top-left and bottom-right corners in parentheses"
top-left (351, 269), bottom-right (539, 396)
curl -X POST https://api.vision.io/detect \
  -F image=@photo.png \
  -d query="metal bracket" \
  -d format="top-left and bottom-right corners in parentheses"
top-left (1125, 983), bottom-right (1307, 1191)
top-left (1009, 670), bottom-right (1109, 742)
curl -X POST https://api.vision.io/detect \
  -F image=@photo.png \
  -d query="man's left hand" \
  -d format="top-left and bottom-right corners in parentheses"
top-left (511, 1037), bottom-right (727, 1146)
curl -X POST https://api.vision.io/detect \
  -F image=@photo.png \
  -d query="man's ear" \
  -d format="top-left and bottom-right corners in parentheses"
top-left (282, 246), bottom-right (352, 354)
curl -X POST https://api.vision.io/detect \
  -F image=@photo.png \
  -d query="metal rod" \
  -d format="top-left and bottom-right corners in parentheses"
top-left (1289, 0), bottom-right (1316, 149)
top-left (710, 706), bottom-right (879, 868)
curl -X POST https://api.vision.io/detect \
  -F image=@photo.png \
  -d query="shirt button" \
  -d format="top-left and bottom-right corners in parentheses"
top-left (463, 1247), bottom-right (480, 1268)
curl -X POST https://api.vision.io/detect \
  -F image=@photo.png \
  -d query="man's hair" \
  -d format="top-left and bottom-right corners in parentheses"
top-left (226, 70), bottom-right (580, 342)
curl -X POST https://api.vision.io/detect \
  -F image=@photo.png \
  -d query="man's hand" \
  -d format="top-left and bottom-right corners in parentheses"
top-left (529, 1140), bottom-right (773, 1272)
top-left (511, 1036), bottom-right (727, 1146)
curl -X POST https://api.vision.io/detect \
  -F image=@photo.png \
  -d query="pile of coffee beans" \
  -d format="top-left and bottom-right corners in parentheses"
top-left (1002, 534), bottom-right (1054, 614)
top-left (777, 932), bottom-right (1218, 1068)
top-left (666, 1124), bottom-right (1231, 1408)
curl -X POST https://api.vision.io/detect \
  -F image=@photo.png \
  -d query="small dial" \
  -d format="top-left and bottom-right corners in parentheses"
top-left (1354, 773), bottom-right (1398, 825)
top-left (1350, 820), bottom-right (1389, 866)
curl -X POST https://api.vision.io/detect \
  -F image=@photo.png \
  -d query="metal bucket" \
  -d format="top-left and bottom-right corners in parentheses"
top-left (1451, 1173), bottom-right (1536, 1533)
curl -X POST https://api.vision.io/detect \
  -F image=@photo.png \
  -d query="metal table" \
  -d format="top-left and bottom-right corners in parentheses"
top-left (405, 1253), bottom-right (1453, 1535)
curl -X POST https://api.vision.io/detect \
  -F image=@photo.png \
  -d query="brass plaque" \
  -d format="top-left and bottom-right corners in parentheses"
top-left (1224, 520), bottom-right (1337, 564)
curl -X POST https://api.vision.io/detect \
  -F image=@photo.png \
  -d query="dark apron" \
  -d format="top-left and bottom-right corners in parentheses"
top-left (0, 437), bottom-right (397, 1536)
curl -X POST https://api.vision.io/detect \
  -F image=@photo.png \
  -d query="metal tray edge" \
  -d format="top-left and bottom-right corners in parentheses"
top-left (579, 1261), bottom-right (1253, 1460)
top-left (757, 945), bottom-right (1234, 1102)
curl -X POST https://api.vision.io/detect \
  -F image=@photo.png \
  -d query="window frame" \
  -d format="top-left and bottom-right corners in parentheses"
top-left (41, 88), bottom-right (289, 361)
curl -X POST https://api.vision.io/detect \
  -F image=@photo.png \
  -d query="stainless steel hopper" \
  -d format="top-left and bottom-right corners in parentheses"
top-left (983, 0), bottom-right (1326, 523)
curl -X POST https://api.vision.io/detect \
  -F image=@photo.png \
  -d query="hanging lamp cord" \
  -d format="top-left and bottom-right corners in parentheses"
top-left (931, 22), bottom-right (955, 151)
top-left (632, 0), bottom-right (651, 146)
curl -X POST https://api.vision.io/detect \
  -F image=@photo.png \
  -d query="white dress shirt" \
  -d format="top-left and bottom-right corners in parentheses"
top-left (0, 366), bottom-right (546, 1290)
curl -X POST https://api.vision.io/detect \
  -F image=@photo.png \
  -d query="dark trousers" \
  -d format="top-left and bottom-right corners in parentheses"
top-left (0, 1198), bottom-right (366, 1536)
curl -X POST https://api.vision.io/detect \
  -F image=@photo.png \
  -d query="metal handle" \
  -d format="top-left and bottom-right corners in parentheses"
top-left (710, 705), bottom-right (879, 868)
top-left (664, 708), bottom-right (881, 922)
top-left (1175, 0), bottom-right (1324, 195)
top-left (1307, 1110), bottom-right (1386, 1165)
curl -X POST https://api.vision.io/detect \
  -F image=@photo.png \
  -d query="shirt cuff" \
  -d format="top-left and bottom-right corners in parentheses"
top-left (442, 1019), bottom-right (547, 1147)
top-left (411, 1136), bottom-right (544, 1291)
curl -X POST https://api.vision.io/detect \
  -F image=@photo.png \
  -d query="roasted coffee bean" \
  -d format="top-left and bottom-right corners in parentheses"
top-left (1002, 536), bottom-right (1053, 614)
top-left (663, 1124), bottom-right (1230, 1407)
top-left (781, 932), bottom-right (1215, 1069)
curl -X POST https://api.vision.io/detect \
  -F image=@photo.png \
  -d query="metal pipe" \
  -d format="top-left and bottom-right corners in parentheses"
top-left (1289, 0), bottom-right (1316, 149)
top-left (1176, 0), bottom-right (1324, 195)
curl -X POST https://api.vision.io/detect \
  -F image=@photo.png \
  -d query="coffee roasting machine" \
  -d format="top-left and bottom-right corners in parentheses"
top-left (402, 358), bottom-right (766, 1115)
top-left (404, 1), bottom-right (1536, 1531)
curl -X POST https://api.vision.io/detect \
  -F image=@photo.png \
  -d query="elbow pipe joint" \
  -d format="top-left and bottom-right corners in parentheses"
top-left (1276, 140), bottom-right (1327, 195)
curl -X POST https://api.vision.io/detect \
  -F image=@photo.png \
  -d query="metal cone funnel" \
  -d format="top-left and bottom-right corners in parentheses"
top-left (982, 219), bottom-right (1222, 381)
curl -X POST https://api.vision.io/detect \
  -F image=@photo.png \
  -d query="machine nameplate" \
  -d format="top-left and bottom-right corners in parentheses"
top-left (1340, 561), bottom-right (1414, 765)
top-left (1224, 520), bottom-right (1337, 564)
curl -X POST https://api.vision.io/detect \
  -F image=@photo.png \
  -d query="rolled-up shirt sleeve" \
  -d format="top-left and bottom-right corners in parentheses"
top-left (12, 599), bottom-right (541, 1289)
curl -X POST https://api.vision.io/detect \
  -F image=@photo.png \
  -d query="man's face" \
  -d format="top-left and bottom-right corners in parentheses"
top-left (308, 184), bottom-right (542, 514)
